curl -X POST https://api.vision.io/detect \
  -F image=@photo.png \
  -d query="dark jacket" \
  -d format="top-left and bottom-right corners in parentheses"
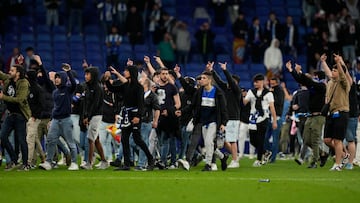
top-left (37, 65), bottom-right (55, 119)
top-left (106, 66), bottom-right (144, 118)
top-left (52, 71), bottom-right (76, 119)
top-left (272, 85), bottom-right (284, 116)
top-left (27, 70), bottom-right (44, 119)
top-left (102, 90), bottom-right (120, 123)
top-left (290, 71), bottom-right (326, 113)
top-left (83, 67), bottom-right (103, 120)
top-left (192, 85), bottom-right (228, 129)
top-left (212, 69), bottom-right (241, 120)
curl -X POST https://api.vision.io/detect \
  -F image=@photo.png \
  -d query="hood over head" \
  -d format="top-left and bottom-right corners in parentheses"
top-left (84, 66), bottom-right (100, 84)
top-left (125, 65), bottom-right (138, 82)
top-left (55, 71), bottom-right (69, 87)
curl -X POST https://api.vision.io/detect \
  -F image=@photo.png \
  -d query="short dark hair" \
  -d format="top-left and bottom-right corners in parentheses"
top-left (25, 46), bottom-right (34, 52)
top-left (314, 71), bottom-right (325, 80)
top-left (253, 73), bottom-right (265, 81)
top-left (13, 64), bottom-right (26, 79)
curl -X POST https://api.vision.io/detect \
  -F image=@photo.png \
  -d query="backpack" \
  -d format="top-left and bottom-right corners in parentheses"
top-left (251, 88), bottom-right (269, 117)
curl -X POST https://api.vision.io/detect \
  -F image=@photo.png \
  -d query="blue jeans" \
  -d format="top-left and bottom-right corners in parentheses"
top-left (264, 118), bottom-right (283, 162)
top-left (137, 122), bottom-right (152, 167)
top-left (80, 130), bottom-right (89, 162)
top-left (179, 126), bottom-right (191, 159)
top-left (159, 130), bottom-right (176, 165)
top-left (346, 117), bottom-right (358, 142)
top-left (0, 113), bottom-right (28, 165)
top-left (45, 117), bottom-right (77, 163)
top-left (3, 130), bottom-right (15, 164)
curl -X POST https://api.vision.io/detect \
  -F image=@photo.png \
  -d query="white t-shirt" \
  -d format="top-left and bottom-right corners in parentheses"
top-left (245, 89), bottom-right (274, 123)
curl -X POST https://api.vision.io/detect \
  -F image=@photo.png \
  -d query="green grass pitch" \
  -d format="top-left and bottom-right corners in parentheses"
top-left (1, 158), bottom-right (359, 203)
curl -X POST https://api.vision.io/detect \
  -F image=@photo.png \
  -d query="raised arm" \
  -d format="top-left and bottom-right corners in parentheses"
top-left (320, 54), bottom-right (332, 79)
top-left (220, 62), bottom-right (241, 95)
top-left (109, 66), bottom-right (128, 83)
top-left (212, 68), bottom-right (227, 91)
top-left (144, 55), bottom-right (156, 77)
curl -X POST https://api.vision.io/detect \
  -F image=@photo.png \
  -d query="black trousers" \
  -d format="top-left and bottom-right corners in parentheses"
top-left (121, 122), bottom-right (153, 167)
top-left (249, 119), bottom-right (268, 161)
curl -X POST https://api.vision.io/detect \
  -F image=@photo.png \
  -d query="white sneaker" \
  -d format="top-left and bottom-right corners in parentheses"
top-left (68, 162), bottom-right (79, 171)
top-left (252, 160), bottom-right (262, 167)
top-left (228, 160), bottom-right (240, 168)
top-left (353, 160), bottom-right (360, 166)
top-left (177, 159), bottom-right (190, 171)
top-left (248, 154), bottom-right (255, 159)
top-left (329, 164), bottom-right (342, 171)
top-left (211, 163), bottom-right (218, 171)
top-left (81, 162), bottom-right (93, 170)
top-left (80, 161), bottom-right (87, 168)
top-left (95, 162), bottom-right (102, 168)
top-left (96, 161), bottom-right (109, 170)
top-left (39, 161), bottom-right (52, 170)
top-left (168, 164), bottom-right (177, 169)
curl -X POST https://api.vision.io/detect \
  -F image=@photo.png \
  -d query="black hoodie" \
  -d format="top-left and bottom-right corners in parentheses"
top-left (106, 65), bottom-right (144, 118)
top-left (27, 69), bottom-right (44, 119)
top-left (83, 67), bottom-right (103, 120)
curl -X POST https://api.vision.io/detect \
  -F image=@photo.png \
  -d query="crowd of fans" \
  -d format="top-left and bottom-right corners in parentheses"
top-left (0, 0), bottom-right (360, 172)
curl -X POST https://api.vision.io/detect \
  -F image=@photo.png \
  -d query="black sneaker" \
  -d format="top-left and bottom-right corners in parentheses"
top-left (17, 164), bottom-right (30, 171)
top-left (114, 165), bottom-right (130, 171)
top-left (201, 164), bottom-right (212, 171)
top-left (220, 154), bottom-right (229, 171)
top-left (155, 161), bottom-right (166, 170)
top-left (146, 159), bottom-right (155, 171)
top-left (110, 159), bottom-right (122, 167)
top-left (320, 153), bottom-right (329, 167)
top-left (307, 162), bottom-right (317, 169)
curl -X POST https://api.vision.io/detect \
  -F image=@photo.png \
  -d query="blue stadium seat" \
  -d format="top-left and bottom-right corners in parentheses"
top-left (286, 0), bottom-right (301, 7)
top-left (255, 0), bottom-right (270, 7)
top-left (38, 52), bottom-right (53, 62)
top-left (37, 34), bottom-right (51, 42)
top-left (85, 35), bottom-right (100, 43)
top-left (134, 44), bottom-right (148, 52)
top-left (20, 34), bottom-right (35, 42)
top-left (233, 64), bottom-right (249, 71)
top-left (53, 42), bottom-right (68, 51)
top-left (53, 34), bottom-right (67, 42)
top-left (216, 54), bottom-right (231, 63)
top-left (240, 80), bottom-right (252, 89)
top-left (36, 42), bottom-right (52, 51)
top-left (186, 63), bottom-right (205, 73)
top-left (69, 35), bottom-right (83, 43)
top-left (270, 0), bottom-right (285, 6)
top-left (52, 26), bottom-right (67, 34)
top-left (250, 63), bottom-right (266, 73)
top-left (36, 25), bottom-right (51, 34)
top-left (85, 25), bottom-right (100, 35)
top-left (256, 7), bottom-right (271, 16)
top-left (118, 44), bottom-right (132, 53)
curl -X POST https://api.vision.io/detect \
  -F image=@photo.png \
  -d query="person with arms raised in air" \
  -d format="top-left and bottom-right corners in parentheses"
top-left (104, 65), bottom-right (155, 171)
top-left (39, 63), bottom-right (79, 171)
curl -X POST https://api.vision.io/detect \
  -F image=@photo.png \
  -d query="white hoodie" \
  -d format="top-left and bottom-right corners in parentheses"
top-left (264, 39), bottom-right (283, 72)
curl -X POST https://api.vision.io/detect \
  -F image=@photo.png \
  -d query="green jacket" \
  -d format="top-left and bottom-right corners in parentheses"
top-left (0, 71), bottom-right (31, 120)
